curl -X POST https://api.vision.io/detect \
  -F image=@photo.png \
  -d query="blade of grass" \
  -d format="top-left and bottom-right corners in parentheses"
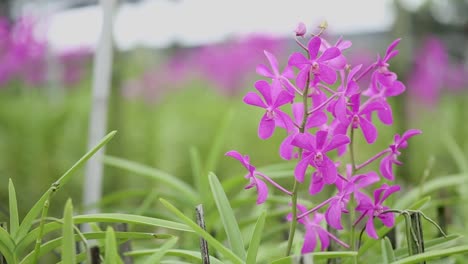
top-left (208, 173), bottom-right (246, 260)
top-left (394, 234), bottom-right (461, 258)
top-left (15, 131), bottom-right (117, 242)
top-left (391, 245), bottom-right (468, 264)
top-left (246, 211), bottom-right (266, 264)
top-left (159, 198), bottom-right (243, 264)
top-left (381, 237), bottom-right (395, 263)
top-left (61, 199), bottom-right (76, 264)
top-left (8, 179), bottom-right (19, 239)
top-left (104, 227), bottom-right (123, 264)
top-left (143, 237), bottom-right (178, 264)
top-left (103, 156), bottom-right (198, 202)
top-left (0, 227), bottom-right (14, 264)
top-left (126, 249), bottom-right (224, 264)
top-left (271, 251), bottom-right (358, 263)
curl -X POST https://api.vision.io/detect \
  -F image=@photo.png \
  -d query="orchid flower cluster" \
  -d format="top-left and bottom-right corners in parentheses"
top-left (226, 22), bottom-right (422, 254)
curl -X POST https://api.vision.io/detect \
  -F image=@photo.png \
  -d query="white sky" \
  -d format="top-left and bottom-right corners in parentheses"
top-left (46, 0), bottom-right (396, 52)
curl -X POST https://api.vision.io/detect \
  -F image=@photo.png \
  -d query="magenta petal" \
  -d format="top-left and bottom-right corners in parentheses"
top-left (308, 37), bottom-right (321, 59)
top-left (301, 228), bottom-right (317, 254)
top-left (275, 110), bottom-right (294, 132)
top-left (355, 192), bottom-right (373, 211)
top-left (380, 155), bottom-right (395, 180)
top-left (386, 81), bottom-right (405, 97)
top-left (258, 114), bottom-right (275, 139)
top-left (365, 217), bottom-right (378, 239)
top-left (381, 185), bottom-right (401, 202)
top-left (377, 101), bottom-right (393, 125)
top-left (321, 157), bottom-right (337, 184)
top-left (309, 171), bottom-right (324, 195)
top-left (264, 50), bottom-right (279, 75)
top-left (327, 55), bottom-right (346, 70)
top-left (296, 67), bottom-right (310, 90)
top-left (280, 133), bottom-right (295, 160)
top-left (288, 52), bottom-right (309, 67)
top-left (294, 156), bottom-right (311, 182)
top-left (359, 117), bottom-right (377, 144)
top-left (254, 80), bottom-right (272, 105)
top-left (325, 201), bottom-right (343, 230)
top-left (256, 63), bottom-right (273, 78)
top-left (274, 90), bottom-right (294, 107)
top-left (315, 130), bottom-right (328, 150)
top-left (225, 150), bottom-right (245, 164)
top-left (400, 129), bottom-right (422, 143)
top-left (292, 102), bottom-right (304, 124)
top-left (324, 134), bottom-right (350, 152)
top-left (255, 178), bottom-right (268, 204)
top-left (318, 64), bottom-right (337, 84)
top-left (385, 38), bottom-right (401, 59)
top-left (282, 65), bottom-right (295, 79)
top-left (319, 47), bottom-right (340, 62)
top-left (243, 92), bottom-right (266, 108)
top-left (307, 111), bottom-right (328, 128)
top-left (379, 211), bottom-right (395, 227)
top-left (335, 96), bottom-right (349, 125)
top-left (316, 228), bottom-right (330, 251)
top-left (291, 133), bottom-right (316, 151)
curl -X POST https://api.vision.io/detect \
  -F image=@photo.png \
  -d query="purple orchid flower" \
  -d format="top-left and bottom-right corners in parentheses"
top-left (291, 130), bottom-right (350, 183)
top-left (331, 64), bottom-right (362, 120)
top-left (256, 50), bottom-right (297, 95)
top-left (288, 37), bottom-right (341, 88)
top-left (339, 93), bottom-right (384, 144)
top-left (287, 204), bottom-right (349, 253)
top-left (279, 102), bottom-right (327, 160)
top-left (225, 150), bottom-right (269, 204)
top-left (325, 167), bottom-right (380, 229)
top-left (380, 129), bottom-right (422, 180)
top-left (355, 184), bottom-right (401, 239)
top-left (243, 80), bottom-right (294, 139)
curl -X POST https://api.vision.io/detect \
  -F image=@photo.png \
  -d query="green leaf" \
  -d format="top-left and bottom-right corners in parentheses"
top-left (246, 211), bottom-right (266, 264)
top-left (16, 213), bottom-right (191, 256)
top-left (143, 237), bottom-right (178, 264)
top-left (159, 198), bottom-right (243, 264)
top-left (381, 237), bottom-right (395, 263)
top-left (15, 131), bottom-right (117, 242)
top-left (126, 249), bottom-right (224, 264)
top-left (395, 174), bottom-right (466, 209)
top-left (61, 199), bottom-right (76, 264)
top-left (104, 227), bottom-right (123, 264)
top-left (190, 147), bottom-right (209, 205)
top-left (0, 226), bottom-right (15, 264)
top-left (391, 245), bottom-right (468, 264)
top-left (204, 108), bottom-right (233, 173)
top-left (208, 173), bottom-right (246, 260)
top-left (103, 155), bottom-right (198, 202)
top-left (271, 251), bottom-right (358, 263)
top-left (8, 179), bottom-right (19, 238)
top-left (394, 234), bottom-right (461, 258)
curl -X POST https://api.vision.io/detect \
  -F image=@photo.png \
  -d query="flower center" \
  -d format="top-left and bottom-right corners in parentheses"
top-left (311, 61), bottom-right (320, 73)
top-left (352, 115), bottom-right (359, 128)
top-left (266, 109), bottom-right (276, 119)
top-left (313, 152), bottom-right (324, 166)
top-left (374, 205), bottom-right (384, 216)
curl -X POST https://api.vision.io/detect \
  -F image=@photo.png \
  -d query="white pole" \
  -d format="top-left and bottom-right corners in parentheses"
top-left (83, 0), bottom-right (116, 218)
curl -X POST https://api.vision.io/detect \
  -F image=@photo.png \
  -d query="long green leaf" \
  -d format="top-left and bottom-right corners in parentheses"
top-left (15, 131), bottom-right (117, 242)
top-left (208, 173), bottom-right (246, 260)
top-left (395, 174), bottom-right (466, 209)
top-left (103, 156), bottom-right (198, 202)
top-left (381, 237), bottom-right (395, 264)
top-left (271, 251), bottom-right (358, 263)
top-left (8, 179), bottom-right (19, 238)
top-left (61, 199), bottom-right (76, 264)
top-left (159, 198), bottom-right (243, 264)
top-left (246, 211), bottom-right (266, 264)
top-left (104, 227), bottom-right (123, 264)
top-left (0, 226), bottom-right (15, 264)
top-left (16, 213), bottom-right (191, 256)
top-left (20, 232), bottom-right (168, 264)
top-left (394, 234), bottom-right (461, 258)
top-left (126, 249), bottom-right (224, 264)
top-left (391, 245), bottom-right (468, 264)
top-left (143, 237), bottom-right (178, 264)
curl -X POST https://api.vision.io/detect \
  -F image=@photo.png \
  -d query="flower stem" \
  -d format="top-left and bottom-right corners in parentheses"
top-left (286, 53), bottom-right (312, 256)
top-left (349, 128), bottom-right (358, 263)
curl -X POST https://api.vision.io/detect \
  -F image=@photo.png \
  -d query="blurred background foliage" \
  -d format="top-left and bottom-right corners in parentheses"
top-left (0, 0), bottom-right (467, 249)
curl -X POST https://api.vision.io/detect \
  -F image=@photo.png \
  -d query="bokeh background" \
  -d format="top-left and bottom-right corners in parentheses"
top-left (0, 0), bottom-right (467, 239)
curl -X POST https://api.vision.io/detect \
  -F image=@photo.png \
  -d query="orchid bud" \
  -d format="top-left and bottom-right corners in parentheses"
top-left (294, 22), bottom-right (306, 37)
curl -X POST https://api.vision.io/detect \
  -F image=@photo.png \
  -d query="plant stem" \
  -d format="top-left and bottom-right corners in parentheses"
top-left (349, 128), bottom-right (358, 264)
top-left (33, 196), bottom-right (51, 263)
top-left (285, 59), bottom-right (312, 256)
